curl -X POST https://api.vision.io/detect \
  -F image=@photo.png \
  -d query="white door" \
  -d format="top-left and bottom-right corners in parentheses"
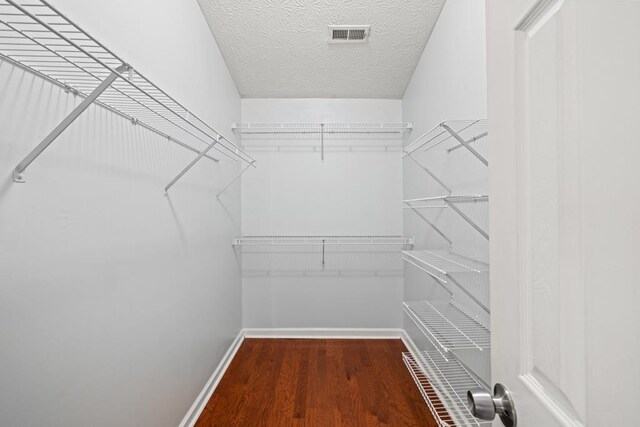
top-left (486, 0), bottom-right (640, 425)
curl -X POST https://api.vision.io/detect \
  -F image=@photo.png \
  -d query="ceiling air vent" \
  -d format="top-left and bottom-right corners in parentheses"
top-left (328, 25), bottom-right (370, 43)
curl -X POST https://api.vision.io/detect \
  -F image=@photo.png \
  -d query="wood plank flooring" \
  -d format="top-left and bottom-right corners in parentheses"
top-left (195, 339), bottom-right (437, 427)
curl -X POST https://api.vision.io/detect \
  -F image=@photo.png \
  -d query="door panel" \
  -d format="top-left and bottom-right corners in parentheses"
top-left (488, 0), bottom-right (640, 425)
top-left (516, 1), bottom-right (585, 423)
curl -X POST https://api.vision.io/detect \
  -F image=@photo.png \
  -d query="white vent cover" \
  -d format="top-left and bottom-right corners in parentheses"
top-left (328, 25), bottom-right (370, 43)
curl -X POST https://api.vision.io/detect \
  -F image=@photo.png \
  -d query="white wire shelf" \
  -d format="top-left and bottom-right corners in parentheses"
top-left (0, 0), bottom-right (254, 182)
top-left (402, 119), bottom-right (488, 166)
top-left (403, 195), bottom-right (489, 241)
top-left (242, 268), bottom-right (404, 278)
top-left (402, 250), bottom-right (490, 314)
top-left (232, 122), bottom-right (412, 136)
top-left (403, 350), bottom-right (491, 427)
top-left (402, 195), bottom-right (488, 209)
top-left (403, 300), bottom-right (491, 355)
top-left (236, 235), bottom-right (410, 275)
top-left (233, 123), bottom-right (412, 158)
top-left (401, 250), bottom-right (488, 283)
top-left (233, 235), bottom-right (414, 247)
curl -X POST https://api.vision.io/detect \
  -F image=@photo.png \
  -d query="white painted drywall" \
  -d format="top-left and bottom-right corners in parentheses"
top-left (401, 0), bottom-right (489, 377)
top-left (240, 98), bottom-right (405, 328)
top-left (0, 1), bottom-right (242, 426)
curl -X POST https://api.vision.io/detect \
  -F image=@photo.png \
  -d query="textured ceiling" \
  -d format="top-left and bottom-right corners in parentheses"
top-left (197, 0), bottom-right (445, 98)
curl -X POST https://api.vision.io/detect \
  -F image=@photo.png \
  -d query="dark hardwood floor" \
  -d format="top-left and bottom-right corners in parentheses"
top-left (195, 339), bottom-right (437, 426)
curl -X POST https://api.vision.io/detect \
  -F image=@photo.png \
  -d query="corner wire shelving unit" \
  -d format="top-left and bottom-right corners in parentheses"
top-left (0, 0), bottom-right (255, 195)
top-left (232, 122), bottom-right (413, 160)
top-left (403, 351), bottom-right (491, 427)
top-left (401, 119), bottom-right (491, 425)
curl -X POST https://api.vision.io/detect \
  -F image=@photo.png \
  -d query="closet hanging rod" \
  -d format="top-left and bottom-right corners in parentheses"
top-left (0, 0), bottom-right (255, 182)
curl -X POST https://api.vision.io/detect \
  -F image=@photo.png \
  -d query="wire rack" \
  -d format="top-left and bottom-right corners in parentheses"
top-left (403, 300), bottom-right (491, 355)
top-left (236, 235), bottom-right (410, 277)
top-left (402, 250), bottom-right (490, 313)
top-left (233, 122), bottom-right (412, 136)
top-left (0, 0), bottom-right (254, 166)
top-left (233, 235), bottom-right (414, 247)
top-left (402, 120), bottom-right (488, 161)
top-left (240, 251), bottom-right (404, 277)
top-left (403, 196), bottom-right (489, 241)
top-left (401, 250), bottom-right (488, 284)
top-left (403, 195), bottom-right (488, 210)
top-left (403, 351), bottom-right (491, 427)
top-left (233, 122), bottom-right (412, 155)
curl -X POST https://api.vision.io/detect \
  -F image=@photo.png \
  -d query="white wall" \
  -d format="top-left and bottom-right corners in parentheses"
top-left (401, 0), bottom-right (489, 376)
top-left (240, 98), bottom-right (405, 328)
top-left (0, 1), bottom-right (242, 426)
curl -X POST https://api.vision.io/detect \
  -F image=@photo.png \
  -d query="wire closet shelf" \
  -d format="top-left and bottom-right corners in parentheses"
top-left (0, 0), bottom-right (255, 183)
top-left (403, 299), bottom-right (491, 356)
top-left (233, 122), bottom-right (413, 159)
top-left (402, 119), bottom-right (488, 166)
top-left (402, 195), bottom-right (489, 241)
top-left (233, 235), bottom-right (414, 248)
top-left (403, 351), bottom-right (491, 427)
top-left (401, 250), bottom-right (488, 284)
top-left (402, 249), bottom-right (490, 314)
top-left (232, 122), bottom-right (412, 136)
top-left (235, 235), bottom-right (413, 277)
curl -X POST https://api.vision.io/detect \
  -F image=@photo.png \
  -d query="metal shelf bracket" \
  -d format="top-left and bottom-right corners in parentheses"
top-left (445, 198), bottom-right (490, 241)
top-left (12, 63), bottom-right (129, 183)
top-left (441, 123), bottom-right (488, 166)
top-left (216, 162), bottom-right (254, 199)
top-left (407, 154), bottom-right (452, 193)
top-left (164, 135), bottom-right (221, 195)
top-left (2, 0), bottom-right (255, 184)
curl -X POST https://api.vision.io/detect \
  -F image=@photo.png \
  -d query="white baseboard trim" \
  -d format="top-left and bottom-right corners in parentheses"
top-left (400, 329), bottom-right (421, 356)
top-left (243, 327), bottom-right (404, 339)
top-left (178, 330), bottom-right (245, 427)
top-left (179, 327), bottom-right (408, 426)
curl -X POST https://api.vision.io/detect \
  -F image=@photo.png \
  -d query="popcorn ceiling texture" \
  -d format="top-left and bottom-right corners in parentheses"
top-left (197, 0), bottom-right (445, 98)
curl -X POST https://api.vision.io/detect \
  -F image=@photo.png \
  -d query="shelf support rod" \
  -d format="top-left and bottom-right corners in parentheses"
top-left (441, 123), bottom-right (488, 166)
top-left (446, 274), bottom-right (490, 315)
top-left (405, 205), bottom-right (453, 246)
top-left (403, 257), bottom-right (454, 297)
top-left (216, 162), bottom-right (254, 199)
top-left (12, 63), bottom-right (128, 183)
top-left (444, 199), bottom-right (490, 240)
top-left (320, 123), bottom-right (325, 162)
top-left (164, 135), bottom-right (220, 195)
top-left (407, 155), bottom-right (452, 194)
top-left (447, 130), bottom-right (488, 153)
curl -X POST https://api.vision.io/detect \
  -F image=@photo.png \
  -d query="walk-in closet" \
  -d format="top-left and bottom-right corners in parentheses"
top-left (2, 0), bottom-right (639, 426)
